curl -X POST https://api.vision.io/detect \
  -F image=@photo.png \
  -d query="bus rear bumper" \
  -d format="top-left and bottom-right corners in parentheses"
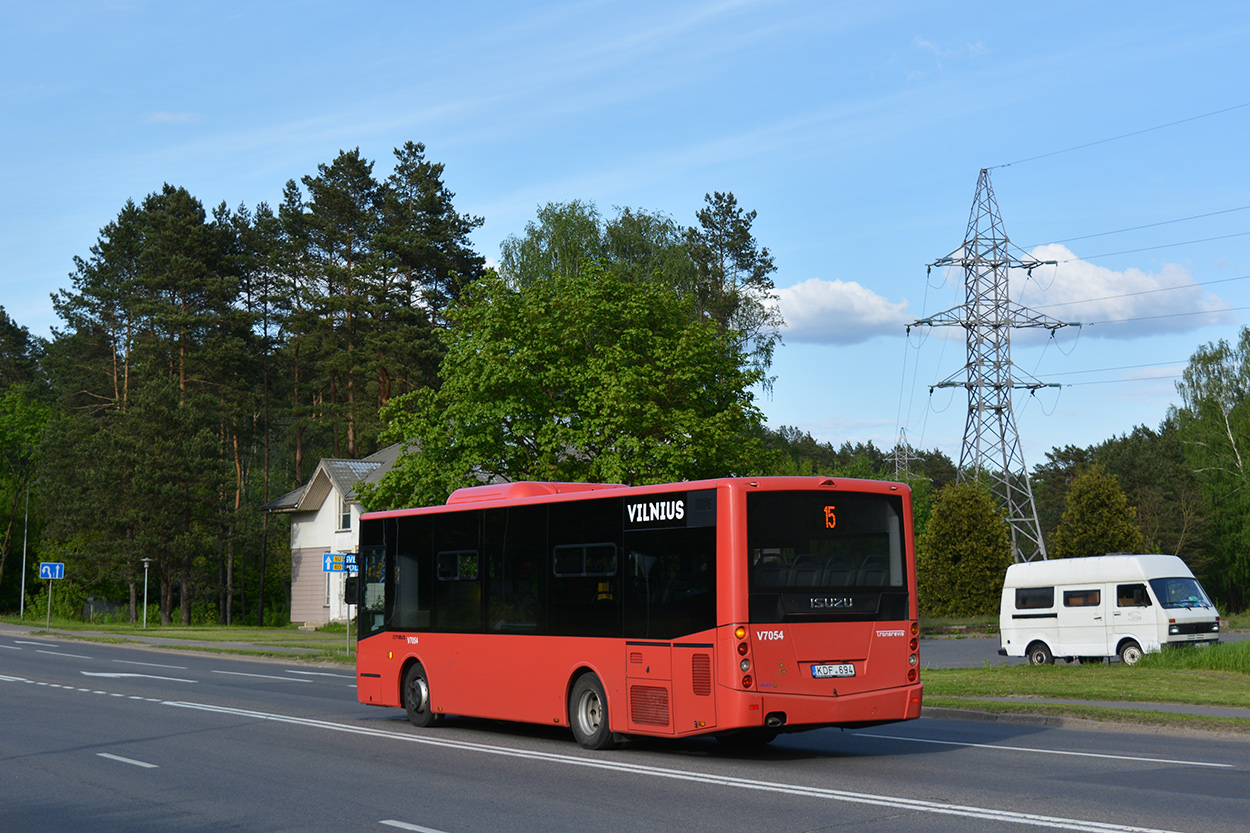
top-left (749, 682), bottom-right (924, 731)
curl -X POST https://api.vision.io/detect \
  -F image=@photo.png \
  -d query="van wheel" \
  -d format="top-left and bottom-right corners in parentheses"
top-left (1026, 642), bottom-right (1054, 666)
top-left (569, 673), bottom-right (616, 750)
top-left (1118, 641), bottom-right (1143, 665)
top-left (403, 662), bottom-right (442, 728)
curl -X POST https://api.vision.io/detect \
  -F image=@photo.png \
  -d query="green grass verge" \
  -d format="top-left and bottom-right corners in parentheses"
top-left (924, 664), bottom-right (1250, 708)
top-left (923, 697), bottom-right (1250, 734)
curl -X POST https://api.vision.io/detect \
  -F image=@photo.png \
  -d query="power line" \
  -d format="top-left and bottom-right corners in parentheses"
top-left (1059, 230), bottom-right (1250, 262)
top-left (1084, 304), bottom-right (1250, 327)
top-left (1030, 273), bottom-right (1250, 310)
top-left (991, 101), bottom-right (1250, 169)
top-left (1023, 205), bottom-right (1250, 249)
top-left (1045, 360), bottom-right (1186, 377)
top-left (1063, 375), bottom-right (1182, 387)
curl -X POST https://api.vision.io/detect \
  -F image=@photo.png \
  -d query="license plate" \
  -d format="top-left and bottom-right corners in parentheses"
top-left (811, 663), bottom-right (855, 678)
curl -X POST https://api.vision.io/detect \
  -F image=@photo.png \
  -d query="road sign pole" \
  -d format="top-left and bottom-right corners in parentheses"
top-left (46, 575), bottom-right (52, 629)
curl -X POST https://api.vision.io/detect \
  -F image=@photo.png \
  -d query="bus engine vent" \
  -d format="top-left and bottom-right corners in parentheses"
top-left (691, 654), bottom-right (712, 696)
top-left (630, 685), bottom-right (671, 726)
top-left (630, 652), bottom-right (643, 665)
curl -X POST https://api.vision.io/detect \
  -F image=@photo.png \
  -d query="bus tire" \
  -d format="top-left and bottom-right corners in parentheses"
top-left (1026, 642), bottom-right (1054, 666)
top-left (569, 673), bottom-right (615, 750)
top-left (403, 662), bottom-right (442, 728)
top-left (1118, 640), bottom-right (1143, 666)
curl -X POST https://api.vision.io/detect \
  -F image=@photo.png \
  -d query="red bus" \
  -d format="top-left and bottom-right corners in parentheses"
top-left (352, 476), bottom-right (922, 749)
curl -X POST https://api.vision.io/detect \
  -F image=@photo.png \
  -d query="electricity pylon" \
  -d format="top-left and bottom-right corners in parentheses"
top-left (909, 169), bottom-right (1076, 562)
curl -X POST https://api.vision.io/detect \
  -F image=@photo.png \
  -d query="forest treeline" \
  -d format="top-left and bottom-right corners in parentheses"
top-left (1, 142), bottom-right (1247, 625)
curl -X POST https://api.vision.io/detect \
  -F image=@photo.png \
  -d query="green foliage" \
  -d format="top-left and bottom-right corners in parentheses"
top-left (917, 481), bottom-right (1012, 617)
top-left (363, 265), bottom-right (769, 509)
top-left (1050, 463), bottom-right (1144, 559)
top-left (1171, 327), bottom-right (1250, 609)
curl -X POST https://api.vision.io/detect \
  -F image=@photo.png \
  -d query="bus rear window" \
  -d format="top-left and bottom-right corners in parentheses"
top-left (747, 492), bottom-right (905, 590)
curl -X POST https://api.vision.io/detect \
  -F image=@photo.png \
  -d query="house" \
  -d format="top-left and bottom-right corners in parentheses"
top-left (262, 443), bottom-right (403, 626)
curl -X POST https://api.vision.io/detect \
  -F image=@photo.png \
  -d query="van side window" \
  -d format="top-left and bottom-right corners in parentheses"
top-left (1117, 583), bottom-right (1150, 607)
top-left (1063, 589), bottom-right (1101, 607)
top-left (1015, 587), bottom-right (1053, 609)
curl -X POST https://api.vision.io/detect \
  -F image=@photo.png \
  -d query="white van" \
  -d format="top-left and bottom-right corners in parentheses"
top-left (998, 554), bottom-right (1220, 665)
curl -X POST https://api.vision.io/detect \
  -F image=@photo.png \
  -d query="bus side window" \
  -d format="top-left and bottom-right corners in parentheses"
top-left (1117, 583), bottom-right (1151, 607)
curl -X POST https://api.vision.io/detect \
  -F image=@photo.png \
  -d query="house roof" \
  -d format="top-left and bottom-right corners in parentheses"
top-left (260, 442), bottom-right (407, 514)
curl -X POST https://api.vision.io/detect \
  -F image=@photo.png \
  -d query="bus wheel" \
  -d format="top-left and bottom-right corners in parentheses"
top-left (1026, 642), bottom-right (1054, 666)
top-left (1118, 641), bottom-right (1143, 666)
top-left (403, 663), bottom-right (442, 728)
top-left (569, 674), bottom-right (615, 750)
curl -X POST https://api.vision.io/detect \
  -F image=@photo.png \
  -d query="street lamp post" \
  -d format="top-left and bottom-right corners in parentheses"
top-left (141, 558), bottom-right (153, 628)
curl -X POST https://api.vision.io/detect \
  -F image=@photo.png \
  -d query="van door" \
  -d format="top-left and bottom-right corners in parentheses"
top-left (1112, 582), bottom-right (1152, 650)
top-left (1059, 587), bottom-right (1106, 658)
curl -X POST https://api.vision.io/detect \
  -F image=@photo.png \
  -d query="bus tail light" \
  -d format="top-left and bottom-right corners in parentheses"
top-left (735, 626), bottom-right (747, 639)
top-left (737, 642), bottom-right (749, 656)
top-left (907, 668), bottom-right (918, 682)
top-left (739, 659), bottom-right (751, 672)
top-left (741, 675), bottom-right (753, 689)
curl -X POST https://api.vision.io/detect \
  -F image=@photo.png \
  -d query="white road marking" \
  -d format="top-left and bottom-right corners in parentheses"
top-left (211, 670), bottom-right (311, 683)
top-left (98, 753), bottom-right (158, 769)
top-left (82, 671), bottom-right (197, 683)
top-left (37, 650), bottom-right (92, 659)
top-left (15, 640), bottom-right (48, 645)
top-left (0, 644), bottom-right (20, 650)
top-left (286, 670), bottom-right (355, 679)
top-left (113, 659), bottom-right (188, 670)
top-left (853, 732), bottom-right (1234, 769)
top-left (380, 822), bottom-right (449, 833)
top-left (164, 701), bottom-right (1196, 833)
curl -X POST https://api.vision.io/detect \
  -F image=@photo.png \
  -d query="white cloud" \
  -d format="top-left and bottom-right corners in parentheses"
top-left (775, 278), bottom-right (910, 344)
top-left (1013, 244), bottom-right (1233, 339)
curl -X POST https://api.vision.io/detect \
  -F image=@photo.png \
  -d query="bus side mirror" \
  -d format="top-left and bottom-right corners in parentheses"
top-left (344, 575), bottom-right (359, 604)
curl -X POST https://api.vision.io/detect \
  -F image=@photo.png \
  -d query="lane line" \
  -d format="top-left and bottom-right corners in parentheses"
top-left (98, 753), bottom-right (158, 769)
top-left (286, 670), bottom-right (355, 679)
top-left (0, 644), bottom-right (20, 650)
top-left (853, 732), bottom-right (1234, 769)
top-left (83, 671), bottom-right (197, 684)
top-left (113, 659), bottom-right (188, 670)
top-left (380, 822), bottom-right (449, 833)
top-left (37, 650), bottom-right (92, 659)
top-left (164, 701), bottom-right (1194, 833)
top-left (15, 640), bottom-right (48, 645)
top-left (211, 670), bottom-right (311, 683)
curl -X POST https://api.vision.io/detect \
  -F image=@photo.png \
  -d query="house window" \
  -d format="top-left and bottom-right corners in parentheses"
top-left (339, 495), bottom-right (352, 531)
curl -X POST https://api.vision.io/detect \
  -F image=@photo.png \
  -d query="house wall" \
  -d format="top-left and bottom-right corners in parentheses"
top-left (288, 496), bottom-right (366, 625)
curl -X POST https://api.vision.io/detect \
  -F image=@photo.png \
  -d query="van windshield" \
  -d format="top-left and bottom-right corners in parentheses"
top-left (1148, 577), bottom-right (1214, 610)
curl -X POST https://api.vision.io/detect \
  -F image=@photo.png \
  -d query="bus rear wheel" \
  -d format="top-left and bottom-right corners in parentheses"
top-left (403, 663), bottom-right (442, 728)
top-left (569, 673), bottom-right (616, 750)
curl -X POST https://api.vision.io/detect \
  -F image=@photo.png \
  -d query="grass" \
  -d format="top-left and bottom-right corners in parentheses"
top-left (924, 639), bottom-right (1250, 733)
top-left (1, 615), bottom-right (357, 661)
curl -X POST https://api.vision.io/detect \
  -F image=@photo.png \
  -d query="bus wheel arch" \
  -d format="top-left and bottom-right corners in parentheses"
top-left (1026, 641), bottom-right (1054, 666)
top-left (402, 660), bottom-right (443, 728)
top-left (1117, 639), bottom-right (1144, 665)
top-left (568, 670), bottom-right (616, 750)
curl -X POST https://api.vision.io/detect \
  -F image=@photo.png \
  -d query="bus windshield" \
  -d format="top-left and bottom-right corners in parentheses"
top-left (747, 490), bottom-right (908, 623)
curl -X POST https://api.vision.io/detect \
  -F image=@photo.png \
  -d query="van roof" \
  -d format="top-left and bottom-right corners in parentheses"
top-left (1003, 554), bottom-right (1193, 586)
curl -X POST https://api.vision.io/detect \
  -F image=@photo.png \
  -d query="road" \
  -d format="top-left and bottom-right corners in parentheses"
top-left (2, 632), bottom-right (1246, 833)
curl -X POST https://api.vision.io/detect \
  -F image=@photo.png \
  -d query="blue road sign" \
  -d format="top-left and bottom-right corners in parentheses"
top-left (322, 553), bottom-right (347, 573)
top-left (39, 562), bottom-right (65, 580)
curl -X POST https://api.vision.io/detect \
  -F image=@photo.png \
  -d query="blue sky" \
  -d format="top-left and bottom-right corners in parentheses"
top-left (4, 1), bottom-right (1249, 467)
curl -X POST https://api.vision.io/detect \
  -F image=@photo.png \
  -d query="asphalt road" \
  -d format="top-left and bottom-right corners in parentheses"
top-left (3, 632), bottom-right (1246, 833)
